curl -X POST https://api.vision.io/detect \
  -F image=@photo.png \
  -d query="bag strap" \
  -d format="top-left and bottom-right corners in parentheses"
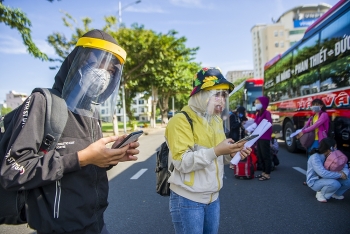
top-left (169, 111), bottom-right (194, 172)
top-left (31, 88), bottom-right (68, 152)
top-left (180, 111), bottom-right (193, 131)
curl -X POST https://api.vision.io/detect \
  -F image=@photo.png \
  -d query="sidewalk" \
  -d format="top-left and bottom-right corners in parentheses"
top-left (103, 124), bottom-right (166, 137)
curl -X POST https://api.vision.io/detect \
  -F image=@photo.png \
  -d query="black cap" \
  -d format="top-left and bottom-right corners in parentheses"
top-left (82, 29), bottom-right (118, 45)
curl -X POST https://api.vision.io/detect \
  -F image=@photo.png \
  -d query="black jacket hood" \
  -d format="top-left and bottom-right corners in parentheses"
top-left (52, 29), bottom-right (119, 94)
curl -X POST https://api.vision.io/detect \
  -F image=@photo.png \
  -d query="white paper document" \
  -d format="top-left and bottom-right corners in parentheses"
top-left (243, 119), bottom-right (255, 129)
top-left (290, 129), bottom-right (302, 138)
top-left (230, 119), bottom-right (272, 165)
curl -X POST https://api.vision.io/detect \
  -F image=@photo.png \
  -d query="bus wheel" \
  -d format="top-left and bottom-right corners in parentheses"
top-left (284, 121), bottom-right (297, 153)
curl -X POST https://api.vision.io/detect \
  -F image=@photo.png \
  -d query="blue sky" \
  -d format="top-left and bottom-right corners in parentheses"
top-left (0, 0), bottom-right (339, 103)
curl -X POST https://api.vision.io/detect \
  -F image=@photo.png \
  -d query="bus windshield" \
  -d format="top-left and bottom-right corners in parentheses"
top-left (245, 87), bottom-right (262, 113)
top-left (244, 78), bottom-right (263, 117)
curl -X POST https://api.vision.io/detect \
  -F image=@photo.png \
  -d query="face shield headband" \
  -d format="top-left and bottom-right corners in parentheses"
top-left (76, 37), bottom-right (126, 64)
top-left (62, 47), bottom-right (124, 121)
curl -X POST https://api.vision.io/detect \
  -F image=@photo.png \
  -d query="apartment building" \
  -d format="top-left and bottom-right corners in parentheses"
top-left (251, 3), bottom-right (332, 78)
top-left (100, 93), bottom-right (152, 122)
top-left (4, 91), bottom-right (28, 110)
top-left (225, 69), bottom-right (254, 84)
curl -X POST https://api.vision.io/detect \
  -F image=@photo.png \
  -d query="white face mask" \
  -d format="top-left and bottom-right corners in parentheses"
top-left (80, 65), bottom-right (111, 98)
top-left (255, 103), bottom-right (263, 110)
top-left (311, 106), bottom-right (321, 113)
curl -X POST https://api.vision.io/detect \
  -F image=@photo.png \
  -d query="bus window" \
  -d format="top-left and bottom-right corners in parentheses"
top-left (320, 9), bottom-right (350, 91)
top-left (291, 34), bottom-right (320, 97)
top-left (274, 53), bottom-right (292, 101)
top-left (243, 78), bottom-right (263, 115)
top-left (264, 64), bottom-right (276, 102)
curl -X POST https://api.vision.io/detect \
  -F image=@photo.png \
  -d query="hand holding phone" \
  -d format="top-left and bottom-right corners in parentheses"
top-left (113, 131), bottom-right (143, 148)
top-left (234, 134), bottom-right (259, 144)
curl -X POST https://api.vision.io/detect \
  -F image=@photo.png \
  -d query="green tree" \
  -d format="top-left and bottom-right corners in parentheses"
top-left (1, 106), bottom-right (12, 116)
top-left (110, 24), bottom-right (200, 126)
top-left (173, 92), bottom-right (191, 110)
top-left (124, 30), bottom-right (200, 125)
top-left (0, 1), bottom-right (49, 61)
top-left (154, 31), bottom-right (200, 123)
top-left (109, 24), bottom-right (159, 125)
top-left (157, 61), bottom-right (200, 123)
top-left (229, 77), bottom-right (247, 109)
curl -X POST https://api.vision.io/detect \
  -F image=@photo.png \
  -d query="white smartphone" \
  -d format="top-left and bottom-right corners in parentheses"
top-left (113, 130), bottom-right (143, 148)
top-left (234, 134), bottom-right (259, 144)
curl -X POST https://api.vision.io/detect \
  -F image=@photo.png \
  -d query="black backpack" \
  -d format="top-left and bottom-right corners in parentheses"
top-left (155, 111), bottom-right (193, 196)
top-left (0, 88), bottom-right (68, 225)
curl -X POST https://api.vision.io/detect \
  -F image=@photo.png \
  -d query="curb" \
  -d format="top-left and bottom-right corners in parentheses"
top-left (103, 125), bottom-right (166, 137)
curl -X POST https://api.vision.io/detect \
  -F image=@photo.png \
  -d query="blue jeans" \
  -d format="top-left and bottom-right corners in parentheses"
top-left (310, 177), bottom-right (350, 199)
top-left (169, 190), bottom-right (220, 234)
top-left (307, 140), bottom-right (319, 158)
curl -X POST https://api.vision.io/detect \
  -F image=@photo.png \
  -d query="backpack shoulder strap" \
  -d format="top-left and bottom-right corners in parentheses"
top-left (31, 88), bottom-right (68, 152)
top-left (180, 111), bottom-right (193, 132)
top-left (168, 111), bottom-right (193, 172)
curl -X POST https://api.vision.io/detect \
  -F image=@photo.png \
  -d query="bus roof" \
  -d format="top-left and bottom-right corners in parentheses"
top-left (264, 0), bottom-right (350, 71)
top-left (245, 77), bottom-right (264, 86)
top-left (264, 54), bottom-right (281, 70)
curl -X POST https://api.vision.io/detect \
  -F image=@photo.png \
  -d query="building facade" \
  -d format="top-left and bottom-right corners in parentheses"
top-left (100, 93), bottom-right (152, 122)
top-left (225, 69), bottom-right (254, 84)
top-left (4, 91), bottom-right (28, 110)
top-left (251, 3), bottom-right (332, 78)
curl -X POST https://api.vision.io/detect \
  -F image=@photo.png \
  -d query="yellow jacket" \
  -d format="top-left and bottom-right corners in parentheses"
top-left (165, 105), bottom-right (231, 204)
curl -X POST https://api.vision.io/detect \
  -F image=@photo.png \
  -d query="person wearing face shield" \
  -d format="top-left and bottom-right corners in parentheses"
top-left (296, 98), bottom-right (330, 185)
top-left (0, 29), bottom-right (140, 233)
top-left (245, 96), bottom-right (273, 181)
top-left (165, 67), bottom-right (252, 234)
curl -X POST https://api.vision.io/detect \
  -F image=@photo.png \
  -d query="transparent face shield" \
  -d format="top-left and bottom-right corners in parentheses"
top-left (62, 47), bottom-right (123, 121)
top-left (206, 90), bottom-right (230, 133)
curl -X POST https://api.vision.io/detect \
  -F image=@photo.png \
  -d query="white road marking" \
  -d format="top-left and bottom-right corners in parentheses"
top-left (293, 167), bottom-right (306, 175)
top-left (130, 169), bottom-right (148, 180)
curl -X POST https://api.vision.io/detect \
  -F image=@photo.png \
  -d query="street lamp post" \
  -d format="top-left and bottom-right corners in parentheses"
top-left (118, 0), bottom-right (141, 133)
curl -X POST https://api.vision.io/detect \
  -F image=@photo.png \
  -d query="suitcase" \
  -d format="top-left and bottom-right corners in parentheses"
top-left (233, 155), bottom-right (255, 179)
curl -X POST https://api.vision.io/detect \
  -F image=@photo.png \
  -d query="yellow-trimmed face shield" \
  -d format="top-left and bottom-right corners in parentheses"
top-left (61, 37), bottom-right (127, 122)
top-left (76, 37), bottom-right (127, 64)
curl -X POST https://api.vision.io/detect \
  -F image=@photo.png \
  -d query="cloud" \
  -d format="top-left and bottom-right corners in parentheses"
top-left (275, 0), bottom-right (285, 13)
top-left (164, 20), bottom-right (206, 25)
top-left (125, 5), bottom-right (165, 13)
top-left (0, 35), bottom-right (55, 56)
top-left (34, 41), bottom-right (56, 56)
top-left (200, 60), bottom-right (253, 76)
top-left (273, 0), bottom-right (285, 20)
top-left (170, 0), bottom-right (202, 7)
top-left (0, 35), bottom-right (26, 54)
top-left (169, 0), bottom-right (213, 9)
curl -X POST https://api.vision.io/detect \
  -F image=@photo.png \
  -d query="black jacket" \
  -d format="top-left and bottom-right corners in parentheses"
top-left (228, 113), bottom-right (247, 142)
top-left (228, 113), bottom-right (241, 141)
top-left (0, 30), bottom-right (119, 233)
top-left (0, 92), bottom-right (108, 233)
